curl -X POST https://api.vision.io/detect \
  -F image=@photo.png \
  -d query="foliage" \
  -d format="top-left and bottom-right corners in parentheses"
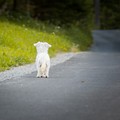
top-left (100, 0), bottom-right (120, 29)
top-left (0, 15), bottom-right (92, 71)
top-left (31, 0), bottom-right (93, 24)
top-left (0, 0), bottom-right (94, 27)
top-left (0, 0), bottom-right (93, 71)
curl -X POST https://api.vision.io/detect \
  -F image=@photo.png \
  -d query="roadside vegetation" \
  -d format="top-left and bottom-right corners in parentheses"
top-left (0, 0), bottom-right (94, 72)
top-left (0, 15), bottom-right (92, 72)
top-left (0, 0), bottom-right (119, 71)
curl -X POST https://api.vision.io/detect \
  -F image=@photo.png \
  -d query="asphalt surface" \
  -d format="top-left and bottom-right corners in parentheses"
top-left (0, 30), bottom-right (120, 120)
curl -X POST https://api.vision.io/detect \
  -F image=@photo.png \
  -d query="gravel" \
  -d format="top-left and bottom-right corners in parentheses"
top-left (0, 52), bottom-right (77, 82)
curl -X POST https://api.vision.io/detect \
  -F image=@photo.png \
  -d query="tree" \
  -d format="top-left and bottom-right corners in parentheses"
top-left (94, 0), bottom-right (100, 28)
top-left (0, 0), bottom-right (7, 15)
top-left (100, 0), bottom-right (120, 29)
top-left (12, 0), bottom-right (17, 11)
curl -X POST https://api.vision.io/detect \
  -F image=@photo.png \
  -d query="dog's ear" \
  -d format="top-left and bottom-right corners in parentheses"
top-left (45, 42), bottom-right (51, 48)
top-left (34, 42), bottom-right (41, 47)
top-left (48, 43), bottom-right (51, 48)
top-left (34, 43), bottom-right (37, 47)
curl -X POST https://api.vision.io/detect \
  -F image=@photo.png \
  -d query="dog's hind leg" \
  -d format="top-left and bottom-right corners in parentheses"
top-left (36, 66), bottom-right (41, 78)
top-left (40, 63), bottom-right (47, 78)
top-left (46, 63), bottom-right (50, 78)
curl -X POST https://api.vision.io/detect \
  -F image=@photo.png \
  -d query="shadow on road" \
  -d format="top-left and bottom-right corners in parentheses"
top-left (91, 30), bottom-right (120, 52)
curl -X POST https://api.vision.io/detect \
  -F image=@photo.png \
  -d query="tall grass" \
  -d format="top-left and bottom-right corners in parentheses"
top-left (0, 15), bottom-right (92, 71)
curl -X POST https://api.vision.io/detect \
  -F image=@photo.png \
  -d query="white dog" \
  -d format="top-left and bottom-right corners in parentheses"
top-left (34, 42), bottom-right (51, 78)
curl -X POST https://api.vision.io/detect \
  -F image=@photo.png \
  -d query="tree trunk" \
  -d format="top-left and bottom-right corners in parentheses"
top-left (13, 0), bottom-right (17, 11)
top-left (0, 0), bottom-right (7, 15)
top-left (94, 0), bottom-right (100, 28)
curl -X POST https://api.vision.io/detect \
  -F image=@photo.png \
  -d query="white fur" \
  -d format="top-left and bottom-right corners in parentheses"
top-left (34, 42), bottom-right (51, 78)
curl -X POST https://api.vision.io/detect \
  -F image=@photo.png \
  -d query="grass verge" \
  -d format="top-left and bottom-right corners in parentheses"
top-left (0, 15), bottom-right (92, 72)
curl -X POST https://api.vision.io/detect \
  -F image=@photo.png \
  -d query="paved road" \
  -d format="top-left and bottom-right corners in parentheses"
top-left (0, 30), bottom-right (120, 120)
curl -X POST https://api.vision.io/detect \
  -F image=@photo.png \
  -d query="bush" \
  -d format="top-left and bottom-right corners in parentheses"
top-left (0, 15), bottom-right (92, 71)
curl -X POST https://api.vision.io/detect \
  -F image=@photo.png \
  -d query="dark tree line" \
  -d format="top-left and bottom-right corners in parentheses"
top-left (0, 0), bottom-right (120, 29)
top-left (100, 0), bottom-right (120, 29)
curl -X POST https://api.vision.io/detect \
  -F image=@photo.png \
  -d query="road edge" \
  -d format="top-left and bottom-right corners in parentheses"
top-left (0, 52), bottom-right (78, 82)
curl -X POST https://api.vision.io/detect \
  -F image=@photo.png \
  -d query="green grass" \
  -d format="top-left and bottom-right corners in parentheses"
top-left (0, 15), bottom-right (92, 72)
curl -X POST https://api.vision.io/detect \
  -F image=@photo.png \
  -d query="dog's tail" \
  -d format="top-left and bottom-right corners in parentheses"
top-left (40, 63), bottom-right (47, 76)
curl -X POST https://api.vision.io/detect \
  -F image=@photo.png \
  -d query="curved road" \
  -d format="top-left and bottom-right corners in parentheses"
top-left (0, 30), bottom-right (120, 120)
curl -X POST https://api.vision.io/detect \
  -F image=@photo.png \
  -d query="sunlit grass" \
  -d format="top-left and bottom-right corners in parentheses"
top-left (0, 16), bottom-right (92, 71)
